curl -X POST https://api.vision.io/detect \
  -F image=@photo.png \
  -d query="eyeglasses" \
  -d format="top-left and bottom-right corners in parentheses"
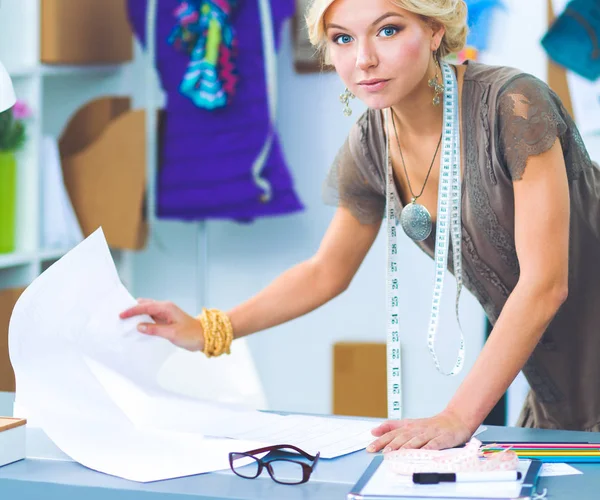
top-left (229, 444), bottom-right (320, 485)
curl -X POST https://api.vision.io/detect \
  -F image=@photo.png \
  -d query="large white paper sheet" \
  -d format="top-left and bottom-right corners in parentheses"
top-left (8, 228), bottom-right (378, 482)
top-left (9, 228), bottom-right (264, 482)
top-left (541, 463), bottom-right (583, 477)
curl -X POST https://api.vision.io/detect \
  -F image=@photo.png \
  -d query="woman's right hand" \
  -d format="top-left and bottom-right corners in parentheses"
top-left (119, 298), bottom-right (205, 352)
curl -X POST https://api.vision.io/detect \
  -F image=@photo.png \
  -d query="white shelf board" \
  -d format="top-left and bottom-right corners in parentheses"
top-left (9, 64), bottom-right (129, 79)
top-left (0, 247), bottom-right (74, 270)
top-left (7, 66), bottom-right (38, 78)
top-left (0, 251), bottom-right (35, 270)
top-left (40, 63), bottom-right (130, 76)
top-left (37, 247), bottom-right (72, 262)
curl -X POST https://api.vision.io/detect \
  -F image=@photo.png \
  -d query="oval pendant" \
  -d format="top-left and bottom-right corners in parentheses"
top-left (400, 202), bottom-right (432, 241)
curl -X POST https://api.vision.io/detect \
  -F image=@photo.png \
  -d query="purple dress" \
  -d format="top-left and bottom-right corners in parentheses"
top-left (127, 0), bottom-right (303, 221)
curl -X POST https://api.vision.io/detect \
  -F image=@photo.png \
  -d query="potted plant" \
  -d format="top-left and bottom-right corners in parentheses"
top-left (0, 100), bottom-right (30, 253)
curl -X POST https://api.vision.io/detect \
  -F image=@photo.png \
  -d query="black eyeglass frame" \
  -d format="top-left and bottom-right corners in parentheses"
top-left (228, 444), bottom-right (320, 485)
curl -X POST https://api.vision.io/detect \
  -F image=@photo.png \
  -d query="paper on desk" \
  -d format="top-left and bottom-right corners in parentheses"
top-left (84, 353), bottom-right (375, 459)
top-left (361, 459), bottom-right (531, 499)
top-left (8, 228), bottom-right (377, 482)
top-left (541, 462), bottom-right (583, 477)
top-left (474, 425), bottom-right (487, 436)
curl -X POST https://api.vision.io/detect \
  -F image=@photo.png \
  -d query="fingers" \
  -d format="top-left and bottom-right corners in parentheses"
top-left (119, 298), bottom-right (152, 318)
top-left (137, 322), bottom-right (176, 340)
top-left (371, 419), bottom-right (405, 437)
top-left (394, 432), bottom-right (432, 451)
top-left (421, 431), bottom-right (464, 450)
top-left (120, 304), bottom-right (147, 319)
top-left (368, 422), bottom-right (446, 453)
top-left (120, 300), bottom-right (166, 319)
top-left (369, 428), bottom-right (438, 453)
top-left (368, 420), bottom-right (414, 451)
top-left (422, 436), bottom-right (448, 450)
top-left (367, 431), bottom-right (400, 453)
top-left (367, 414), bottom-right (471, 453)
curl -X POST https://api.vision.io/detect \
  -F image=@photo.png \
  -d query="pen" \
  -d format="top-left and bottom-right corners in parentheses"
top-left (412, 470), bottom-right (522, 484)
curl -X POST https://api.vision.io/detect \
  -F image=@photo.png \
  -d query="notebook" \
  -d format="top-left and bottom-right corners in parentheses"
top-left (348, 456), bottom-right (543, 499)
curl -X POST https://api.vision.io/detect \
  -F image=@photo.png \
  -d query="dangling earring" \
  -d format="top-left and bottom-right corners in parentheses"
top-left (340, 88), bottom-right (355, 117)
top-left (428, 50), bottom-right (444, 106)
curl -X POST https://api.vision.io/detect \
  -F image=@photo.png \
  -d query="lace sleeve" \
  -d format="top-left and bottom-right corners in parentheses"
top-left (322, 111), bottom-right (386, 224)
top-left (496, 75), bottom-right (571, 181)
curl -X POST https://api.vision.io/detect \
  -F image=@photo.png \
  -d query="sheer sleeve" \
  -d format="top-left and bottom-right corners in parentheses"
top-left (496, 74), bottom-right (590, 181)
top-left (322, 110), bottom-right (386, 224)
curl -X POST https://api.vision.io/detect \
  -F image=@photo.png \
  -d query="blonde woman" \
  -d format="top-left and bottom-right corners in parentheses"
top-left (121, 0), bottom-right (600, 451)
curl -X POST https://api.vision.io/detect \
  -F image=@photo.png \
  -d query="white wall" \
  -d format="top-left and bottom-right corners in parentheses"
top-left (133, 0), bottom-right (596, 423)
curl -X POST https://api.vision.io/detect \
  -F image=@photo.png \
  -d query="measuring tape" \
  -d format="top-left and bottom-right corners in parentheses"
top-left (385, 61), bottom-right (466, 420)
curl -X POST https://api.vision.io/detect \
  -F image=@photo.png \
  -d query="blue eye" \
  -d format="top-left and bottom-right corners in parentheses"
top-left (334, 34), bottom-right (354, 45)
top-left (379, 25), bottom-right (399, 37)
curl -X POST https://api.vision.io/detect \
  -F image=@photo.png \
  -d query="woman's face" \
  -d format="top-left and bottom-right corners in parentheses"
top-left (324, 0), bottom-right (443, 110)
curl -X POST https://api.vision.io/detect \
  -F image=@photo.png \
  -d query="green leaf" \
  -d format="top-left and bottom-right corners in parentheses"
top-left (0, 110), bottom-right (27, 151)
top-left (0, 110), bottom-right (12, 139)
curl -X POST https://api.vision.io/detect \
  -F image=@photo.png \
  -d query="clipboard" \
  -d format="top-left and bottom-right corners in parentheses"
top-left (348, 455), bottom-right (543, 500)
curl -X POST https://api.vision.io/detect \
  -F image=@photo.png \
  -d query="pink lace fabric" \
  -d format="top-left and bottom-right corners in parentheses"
top-left (383, 438), bottom-right (519, 475)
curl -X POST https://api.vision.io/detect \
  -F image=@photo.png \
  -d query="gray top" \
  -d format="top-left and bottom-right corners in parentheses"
top-left (324, 60), bottom-right (600, 432)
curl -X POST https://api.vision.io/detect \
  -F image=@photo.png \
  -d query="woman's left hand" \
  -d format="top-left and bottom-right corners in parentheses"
top-left (367, 409), bottom-right (474, 452)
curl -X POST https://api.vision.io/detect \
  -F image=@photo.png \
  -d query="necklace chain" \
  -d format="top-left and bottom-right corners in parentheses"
top-left (390, 109), bottom-right (443, 203)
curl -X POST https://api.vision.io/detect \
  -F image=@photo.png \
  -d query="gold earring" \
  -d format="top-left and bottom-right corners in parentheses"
top-left (428, 51), bottom-right (444, 106)
top-left (340, 88), bottom-right (355, 117)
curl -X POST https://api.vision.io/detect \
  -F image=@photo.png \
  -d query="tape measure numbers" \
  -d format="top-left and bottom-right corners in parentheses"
top-left (385, 61), bottom-right (466, 420)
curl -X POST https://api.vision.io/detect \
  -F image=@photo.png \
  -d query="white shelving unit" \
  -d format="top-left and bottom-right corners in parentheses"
top-left (0, 0), bottom-right (136, 413)
top-left (0, 0), bottom-right (135, 292)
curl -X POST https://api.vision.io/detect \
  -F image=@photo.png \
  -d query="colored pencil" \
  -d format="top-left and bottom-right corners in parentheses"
top-left (480, 441), bottom-right (600, 462)
top-left (481, 442), bottom-right (598, 447)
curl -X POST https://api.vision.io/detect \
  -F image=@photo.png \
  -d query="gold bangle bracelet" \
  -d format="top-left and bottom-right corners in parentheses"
top-left (197, 308), bottom-right (233, 358)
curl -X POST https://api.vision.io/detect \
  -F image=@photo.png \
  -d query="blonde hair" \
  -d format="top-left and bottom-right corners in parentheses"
top-left (306, 0), bottom-right (468, 60)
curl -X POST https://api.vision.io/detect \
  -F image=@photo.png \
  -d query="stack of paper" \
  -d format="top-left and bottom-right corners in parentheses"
top-left (8, 229), bottom-right (376, 482)
top-left (358, 458), bottom-right (534, 499)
